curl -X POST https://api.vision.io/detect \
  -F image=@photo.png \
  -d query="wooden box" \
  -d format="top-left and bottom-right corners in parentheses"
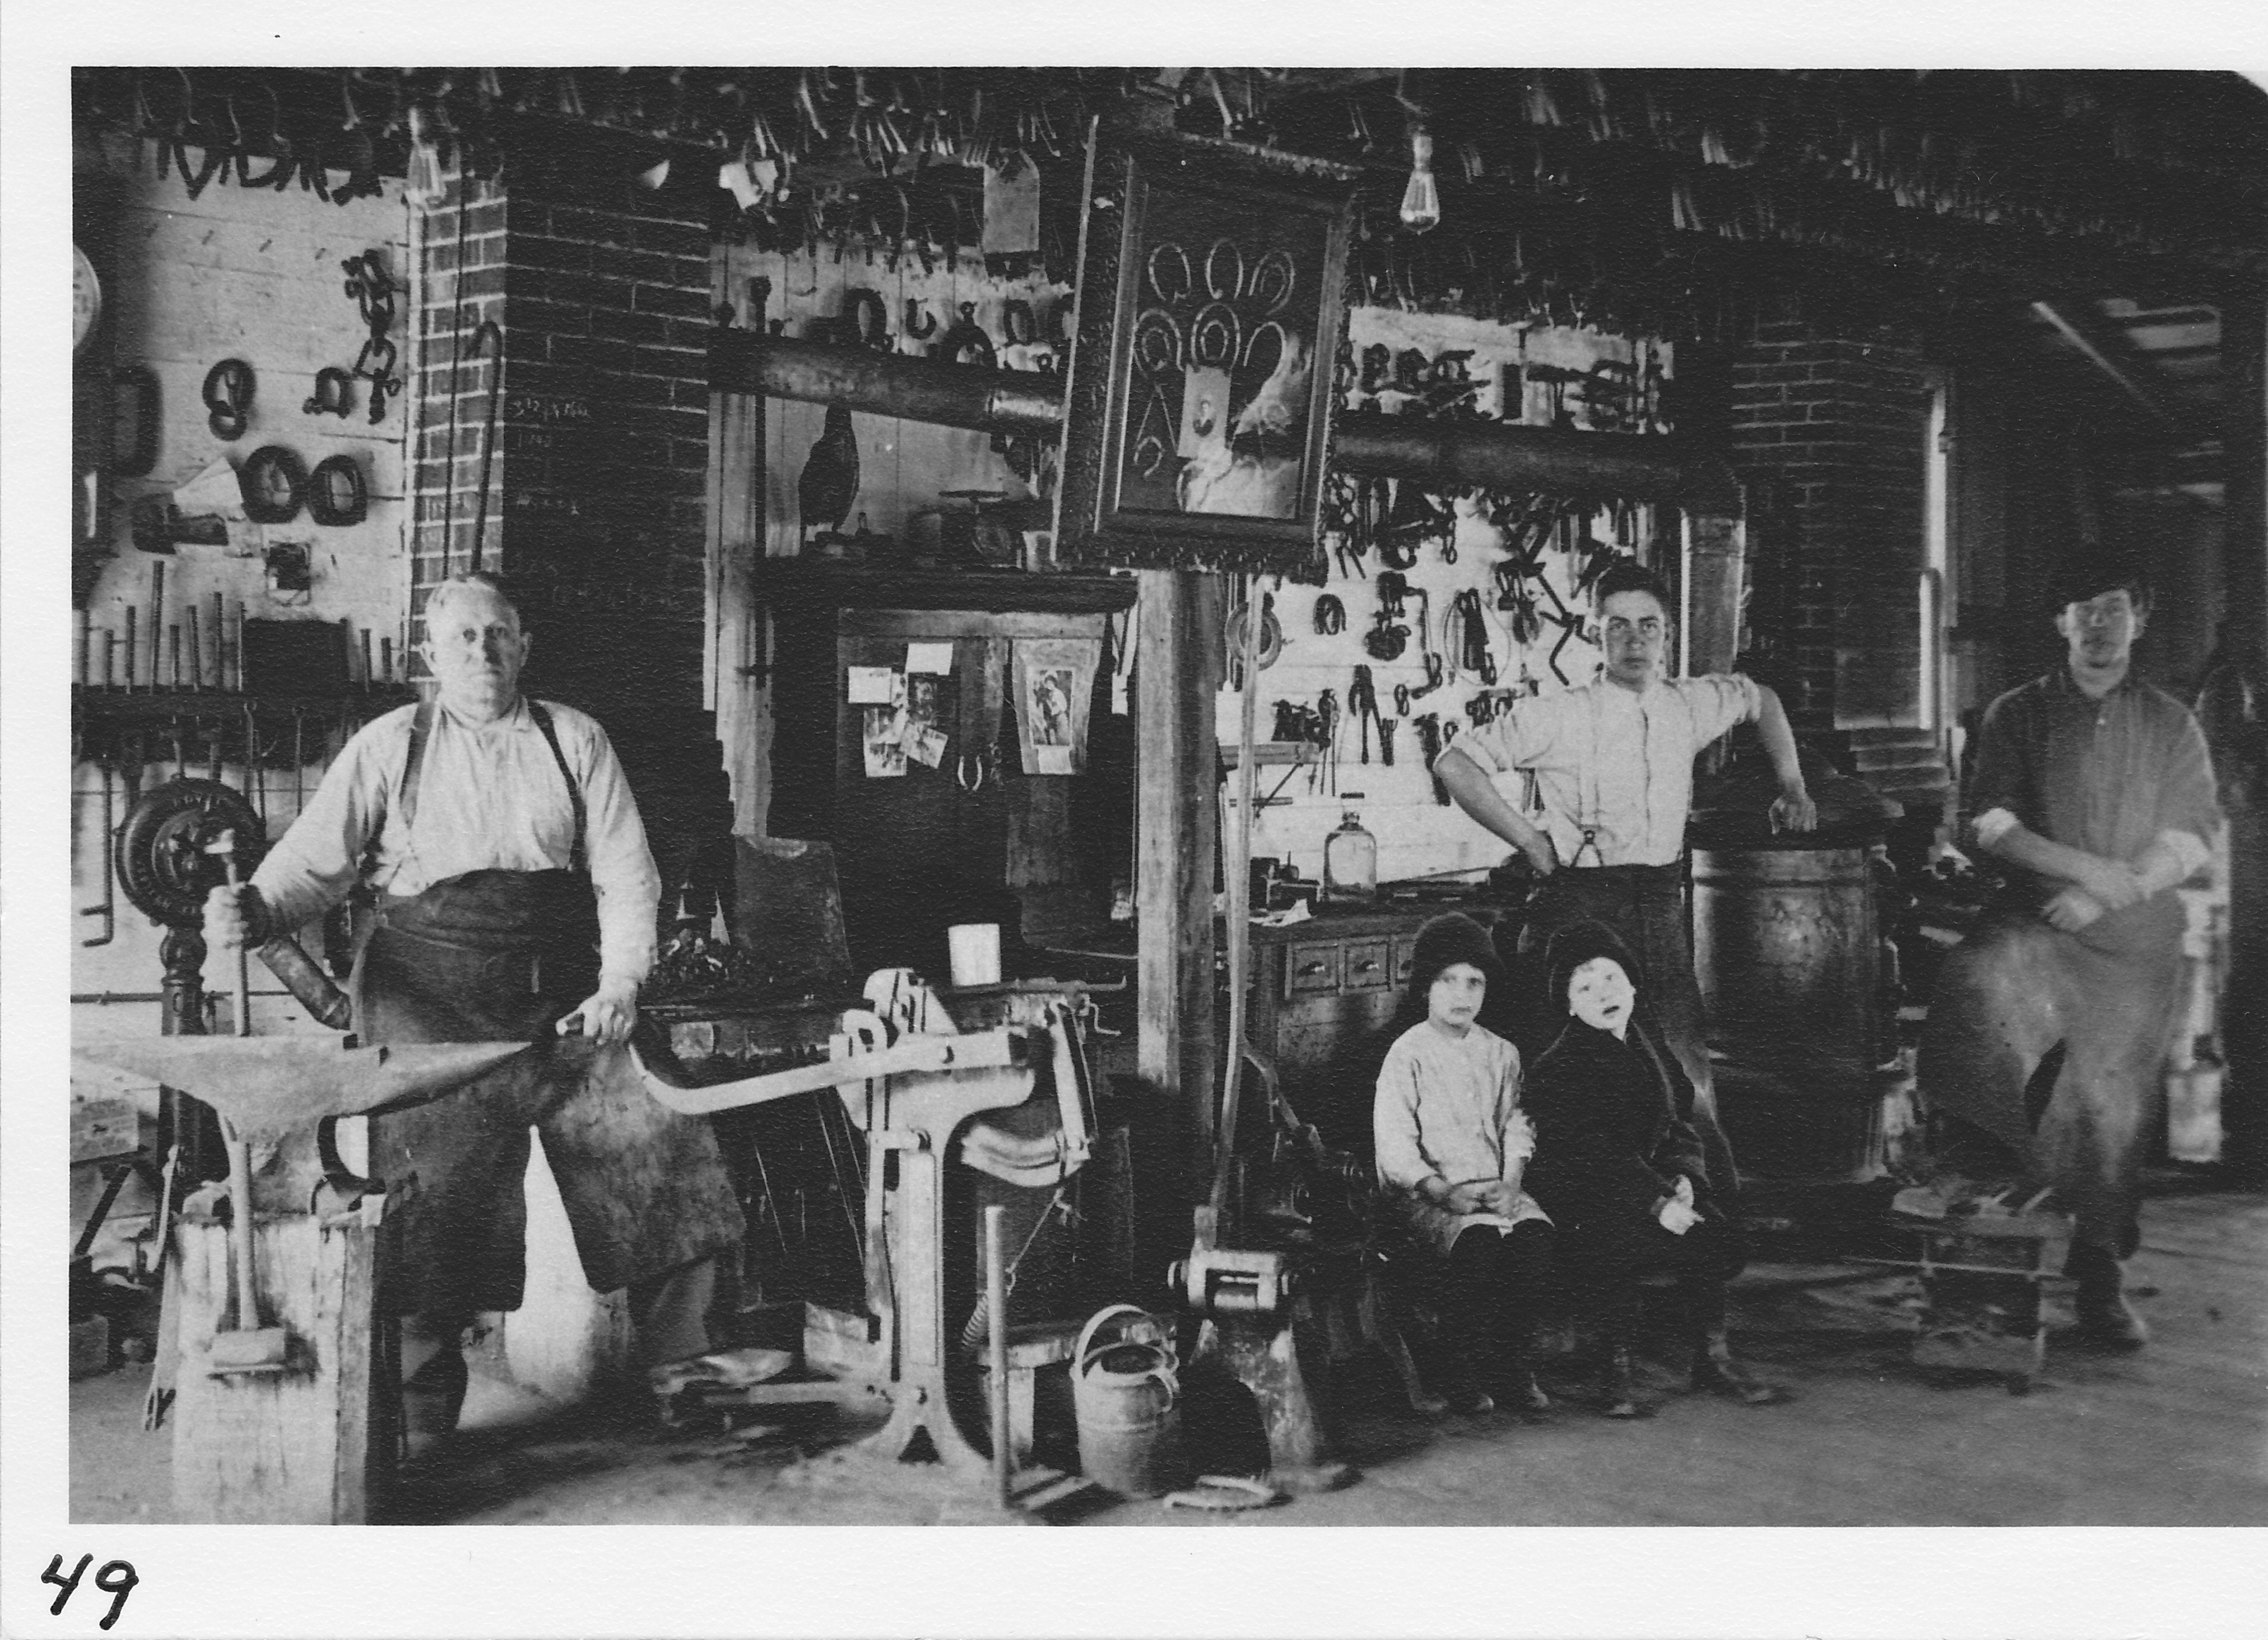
top-left (169, 1194), bottom-right (397, 1524)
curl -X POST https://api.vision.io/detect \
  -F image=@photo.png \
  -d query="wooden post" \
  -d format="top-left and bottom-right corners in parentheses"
top-left (2214, 274), bottom-right (2267, 1184)
top-left (1135, 569), bottom-right (1221, 1196)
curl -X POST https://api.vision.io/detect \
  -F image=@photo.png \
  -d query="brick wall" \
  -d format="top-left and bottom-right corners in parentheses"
top-left (1729, 302), bottom-right (1933, 746)
top-left (408, 152), bottom-right (732, 905)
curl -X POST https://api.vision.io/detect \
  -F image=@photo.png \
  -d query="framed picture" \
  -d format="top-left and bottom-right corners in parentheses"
top-left (1053, 132), bottom-right (1359, 576)
top-left (1009, 637), bottom-right (1102, 776)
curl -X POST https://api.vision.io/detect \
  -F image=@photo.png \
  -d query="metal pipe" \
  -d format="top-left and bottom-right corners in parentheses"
top-left (984, 1203), bottom-right (1012, 1512)
top-left (709, 328), bottom-right (1062, 437)
top-left (707, 329), bottom-right (1744, 509)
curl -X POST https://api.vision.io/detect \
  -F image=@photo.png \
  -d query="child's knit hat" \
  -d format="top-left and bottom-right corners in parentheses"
top-left (1541, 918), bottom-right (1647, 1021)
top-left (1409, 912), bottom-right (1507, 994)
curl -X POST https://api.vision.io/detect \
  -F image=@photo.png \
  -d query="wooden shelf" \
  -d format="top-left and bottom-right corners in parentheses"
top-left (72, 687), bottom-right (416, 725)
top-left (751, 556), bottom-right (1137, 617)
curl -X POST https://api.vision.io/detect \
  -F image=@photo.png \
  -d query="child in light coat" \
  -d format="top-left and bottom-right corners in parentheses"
top-left (1374, 913), bottom-right (1556, 1414)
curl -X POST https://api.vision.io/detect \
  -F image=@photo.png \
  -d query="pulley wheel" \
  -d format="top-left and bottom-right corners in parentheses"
top-left (115, 778), bottom-right (264, 929)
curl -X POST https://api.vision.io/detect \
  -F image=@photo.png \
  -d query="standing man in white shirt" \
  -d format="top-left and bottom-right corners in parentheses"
top-left (204, 572), bottom-right (747, 1446)
top-left (1433, 558), bottom-right (1817, 1183)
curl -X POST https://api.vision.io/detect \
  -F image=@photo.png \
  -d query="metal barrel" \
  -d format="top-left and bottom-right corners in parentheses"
top-left (1693, 844), bottom-right (1889, 1180)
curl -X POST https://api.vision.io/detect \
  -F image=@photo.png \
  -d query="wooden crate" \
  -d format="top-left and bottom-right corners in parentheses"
top-left (169, 1194), bottom-right (397, 1524)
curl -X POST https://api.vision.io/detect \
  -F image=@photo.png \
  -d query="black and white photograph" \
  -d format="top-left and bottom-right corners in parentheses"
top-left (6, 8), bottom-right (2266, 1639)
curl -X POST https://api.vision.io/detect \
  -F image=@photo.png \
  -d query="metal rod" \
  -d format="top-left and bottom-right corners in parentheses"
top-left (211, 593), bottom-right (227, 691)
top-left (149, 561), bottom-right (166, 691)
top-left (378, 636), bottom-right (393, 687)
top-left (101, 631), bottom-right (117, 691)
top-left (76, 607), bottom-right (91, 687)
top-left (169, 624), bottom-right (183, 690)
top-left (123, 606), bottom-right (138, 695)
top-left (187, 613), bottom-right (202, 693)
top-left (73, 989), bottom-right (296, 1005)
top-left (707, 328), bottom-right (1742, 507)
top-left (234, 602), bottom-right (248, 693)
top-left (80, 755), bottom-right (116, 947)
top-left (984, 1203), bottom-right (1012, 1512)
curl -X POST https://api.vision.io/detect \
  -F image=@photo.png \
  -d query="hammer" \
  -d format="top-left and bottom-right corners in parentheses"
top-left (202, 829), bottom-right (293, 1375)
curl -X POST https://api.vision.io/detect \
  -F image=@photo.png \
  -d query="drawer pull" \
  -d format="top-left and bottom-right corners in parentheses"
top-left (1299, 961), bottom-right (1330, 977)
top-left (1352, 960), bottom-right (1379, 974)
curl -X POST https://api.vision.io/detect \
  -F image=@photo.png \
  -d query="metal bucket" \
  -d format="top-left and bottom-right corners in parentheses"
top-left (1072, 1303), bottom-right (1186, 1498)
top-left (1693, 844), bottom-right (1886, 1180)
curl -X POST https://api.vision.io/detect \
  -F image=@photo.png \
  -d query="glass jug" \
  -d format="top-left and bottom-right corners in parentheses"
top-left (1322, 806), bottom-right (1378, 902)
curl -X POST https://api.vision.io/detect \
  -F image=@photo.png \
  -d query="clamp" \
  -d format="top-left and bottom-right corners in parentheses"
top-left (302, 366), bottom-right (355, 418)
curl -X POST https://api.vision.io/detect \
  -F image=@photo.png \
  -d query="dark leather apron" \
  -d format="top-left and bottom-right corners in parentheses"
top-left (351, 701), bottom-right (742, 1322)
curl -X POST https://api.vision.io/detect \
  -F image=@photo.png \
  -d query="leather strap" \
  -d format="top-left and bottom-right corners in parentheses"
top-left (397, 697), bottom-right (436, 835)
top-left (526, 702), bottom-right (588, 875)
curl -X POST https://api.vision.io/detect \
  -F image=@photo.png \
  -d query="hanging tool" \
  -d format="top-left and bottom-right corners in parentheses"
top-left (1347, 666), bottom-right (1382, 765)
top-left (148, 561), bottom-right (167, 692)
top-left (204, 830), bottom-right (295, 1376)
top-left (1393, 682), bottom-right (1412, 718)
top-left (1449, 589), bottom-right (1496, 684)
top-left (1225, 593), bottom-right (1284, 691)
top-left (1415, 714), bottom-right (1448, 803)
top-left (301, 367), bottom-right (354, 418)
top-left (466, 319), bottom-right (505, 571)
top-left (202, 358), bottom-right (254, 441)
top-left (1312, 594), bottom-right (1345, 636)
top-left (306, 454), bottom-right (368, 527)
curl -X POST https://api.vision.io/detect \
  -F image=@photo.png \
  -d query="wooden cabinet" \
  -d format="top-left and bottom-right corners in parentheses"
top-left (1243, 902), bottom-right (1511, 1157)
top-left (760, 561), bottom-right (1137, 973)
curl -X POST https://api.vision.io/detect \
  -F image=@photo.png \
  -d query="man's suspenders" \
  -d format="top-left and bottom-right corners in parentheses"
top-left (388, 698), bottom-right (588, 877)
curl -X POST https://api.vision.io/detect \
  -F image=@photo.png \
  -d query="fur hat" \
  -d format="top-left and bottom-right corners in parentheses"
top-left (1408, 912), bottom-right (1506, 995)
top-left (1542, 919), bottom-right (1646, 1021)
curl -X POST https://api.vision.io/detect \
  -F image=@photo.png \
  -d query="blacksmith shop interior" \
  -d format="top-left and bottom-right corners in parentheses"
top-left (64, 66), bottom-right (2268, 1530)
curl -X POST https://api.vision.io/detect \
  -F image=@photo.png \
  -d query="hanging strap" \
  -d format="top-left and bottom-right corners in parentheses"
top-left (526, 701), bottom-right (588, 875)
top-left (397, 697), bottom-right (436, 833)
top-left (1569, 686), bottom-right (1606, 869)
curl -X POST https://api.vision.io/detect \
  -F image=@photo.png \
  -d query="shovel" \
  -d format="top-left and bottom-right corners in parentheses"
top-left (207, 829), bottom-right (294, 1376)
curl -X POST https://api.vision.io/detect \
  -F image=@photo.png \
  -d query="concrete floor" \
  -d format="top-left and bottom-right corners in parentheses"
top-left (72, 1179), bottom-right (2268, 1527)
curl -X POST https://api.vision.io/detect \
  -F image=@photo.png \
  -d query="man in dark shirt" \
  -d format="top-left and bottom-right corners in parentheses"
top-left (1921, 556), bottom-right (2219, 1347)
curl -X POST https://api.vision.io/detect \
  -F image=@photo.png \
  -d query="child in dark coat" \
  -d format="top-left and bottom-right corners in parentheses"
top-left (1373, 913), bottom-right (1556, 1415)
top-left (1521, 919), bottom-right (1787, 1416)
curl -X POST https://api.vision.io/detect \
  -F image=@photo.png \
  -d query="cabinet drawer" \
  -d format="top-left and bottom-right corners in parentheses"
top-left (1285, 942), bottom-right (1342, 995)
top-left (1392, 936), bottom-right (1418, 985)
top-left (1342, 940), bottom-right (1391, 991)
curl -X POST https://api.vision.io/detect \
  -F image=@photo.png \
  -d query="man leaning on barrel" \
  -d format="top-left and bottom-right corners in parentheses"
top-left (1920, 554), bottom-right (2219, 1348)
top-left (1433, 557), bottom-right (1817, 1121)
top-left (204, 570), bottom-right (755, 1451)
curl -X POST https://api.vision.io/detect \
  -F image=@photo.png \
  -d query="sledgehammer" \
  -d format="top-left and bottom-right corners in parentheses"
top-left (204, 829), bottom-right (294, 1375)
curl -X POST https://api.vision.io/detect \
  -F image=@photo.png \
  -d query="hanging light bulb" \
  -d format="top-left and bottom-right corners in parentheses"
top-left (403, 102), bottom-right (446, 207)
top-left (1399, 127), bottom-right (1441, 234)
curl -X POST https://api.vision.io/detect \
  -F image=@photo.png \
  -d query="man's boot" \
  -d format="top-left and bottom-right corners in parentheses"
top-left (399, 1344), bottom-right (468, 1459)
top-left (1688, 1283), bottom-right (1788, 1405)
top-left (2069, 1242), bottom-right (2149, 1348)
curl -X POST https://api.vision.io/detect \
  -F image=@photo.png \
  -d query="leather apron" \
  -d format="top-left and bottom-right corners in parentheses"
top-left (350, 705), bottom-right (742, 1323)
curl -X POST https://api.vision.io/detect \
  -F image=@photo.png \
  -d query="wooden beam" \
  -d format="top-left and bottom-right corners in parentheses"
top-left (2213, 272), bottom-right (2268, 1186)
top-left (1134, 570), bottom-right (1221, 1197)
top-left (2031, 301), bottom-right (2197, 440)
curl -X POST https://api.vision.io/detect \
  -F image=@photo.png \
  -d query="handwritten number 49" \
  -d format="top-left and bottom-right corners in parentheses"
top-left (42, 1555), bottom-right (137, 1630)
